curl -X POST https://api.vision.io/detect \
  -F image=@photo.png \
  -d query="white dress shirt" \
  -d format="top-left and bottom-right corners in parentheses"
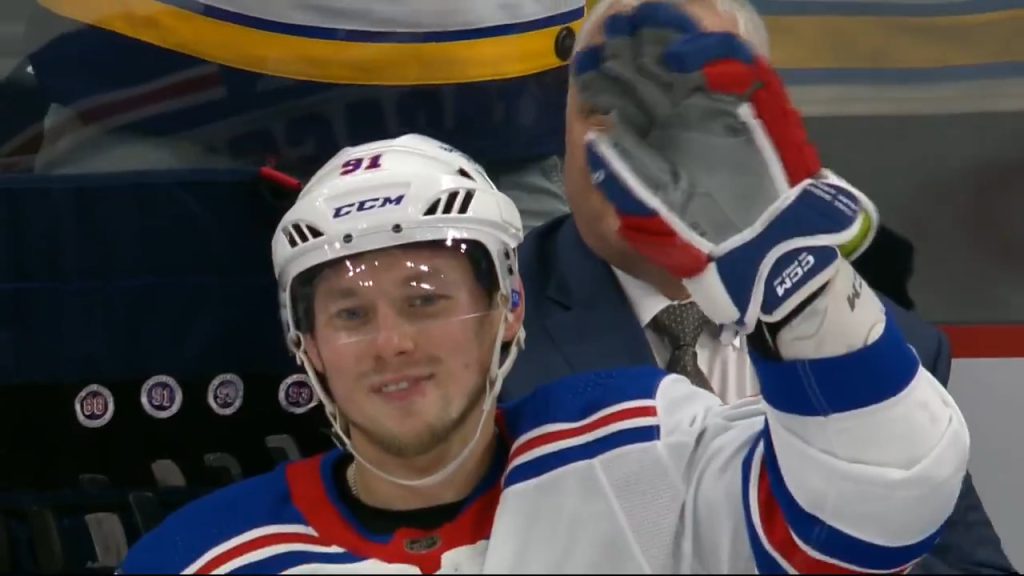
top-left (612, 268), bottom-right (761, 404)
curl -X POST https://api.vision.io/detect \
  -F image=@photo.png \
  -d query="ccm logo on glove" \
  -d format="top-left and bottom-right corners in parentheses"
top-left (773, 252), bottom-right (816, 297)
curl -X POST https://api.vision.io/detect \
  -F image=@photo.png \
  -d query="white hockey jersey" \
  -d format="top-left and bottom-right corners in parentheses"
top-left (119, 317), bottom-right (969, 574)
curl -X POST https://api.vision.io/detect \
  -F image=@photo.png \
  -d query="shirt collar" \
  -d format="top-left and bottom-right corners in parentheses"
top-left (611, 266), bottom-right (690, 328)
top-left (611, 267), bottom-right (739, 347)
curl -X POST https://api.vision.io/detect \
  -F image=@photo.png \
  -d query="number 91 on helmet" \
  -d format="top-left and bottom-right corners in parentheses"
top-left (270, 134), bottom-right (526, 484)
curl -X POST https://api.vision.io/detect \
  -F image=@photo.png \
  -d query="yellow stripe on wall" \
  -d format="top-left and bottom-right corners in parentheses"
top-left (766, 9), bottom-right (1024, 69)
top-left (585, 0), bottom-right (1023, 70)
top-left (39, 0), bottom-right (585, 85)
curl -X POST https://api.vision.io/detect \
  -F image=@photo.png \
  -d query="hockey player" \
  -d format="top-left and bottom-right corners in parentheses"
top-left (119, 6), bottom-right (970, 575)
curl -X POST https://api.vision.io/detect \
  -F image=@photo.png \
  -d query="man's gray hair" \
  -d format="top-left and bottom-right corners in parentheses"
top-left (715, 0), bottom-right (770, 56)
top-left (578, 0), bottom-right (770, 57)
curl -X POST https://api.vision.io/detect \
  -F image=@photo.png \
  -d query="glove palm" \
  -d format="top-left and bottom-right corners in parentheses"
top-left (573, 1), bottom-right (878, 330)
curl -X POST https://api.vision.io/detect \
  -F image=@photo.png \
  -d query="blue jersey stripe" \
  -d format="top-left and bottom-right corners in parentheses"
top-left (741, 434), bottom-right (792, 574)
top-left (759, 430), bottom-right (942, 571)
top-left (753, 314), bottom-right (918, 417)
top-left (499, 366), bottom-right (666, 440)
top-left (504, 424), bottom-right (659, 488)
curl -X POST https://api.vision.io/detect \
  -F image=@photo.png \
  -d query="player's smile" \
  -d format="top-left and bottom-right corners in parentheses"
top-left (370, 372), bottom-right (435, 404)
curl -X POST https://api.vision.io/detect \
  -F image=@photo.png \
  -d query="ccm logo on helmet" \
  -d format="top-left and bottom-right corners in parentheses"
top-left (333, 195), bottom-right (406, 219)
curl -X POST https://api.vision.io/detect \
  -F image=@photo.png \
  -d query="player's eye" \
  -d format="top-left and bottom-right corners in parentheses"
top-left (409, 294), bottom-right (446, 308)
top-left (332, 306), bottom-right (368, 324)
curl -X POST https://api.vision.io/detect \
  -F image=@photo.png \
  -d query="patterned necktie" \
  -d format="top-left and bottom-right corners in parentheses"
top-left (648, 302), bottom-right (715, 393)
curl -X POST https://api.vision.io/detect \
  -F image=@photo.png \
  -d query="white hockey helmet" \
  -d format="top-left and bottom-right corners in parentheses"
top-left (270, 134), bottom-right (525, 486)
top-left (272, 133), bottom-right (524, 349)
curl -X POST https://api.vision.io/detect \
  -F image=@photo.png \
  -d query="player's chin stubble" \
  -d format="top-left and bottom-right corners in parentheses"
top-left (349, 377), bottom-right (490, 460)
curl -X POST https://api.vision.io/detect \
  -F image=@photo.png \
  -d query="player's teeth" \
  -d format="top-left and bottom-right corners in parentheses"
top-left (382, 381), bottom-right (410, 393)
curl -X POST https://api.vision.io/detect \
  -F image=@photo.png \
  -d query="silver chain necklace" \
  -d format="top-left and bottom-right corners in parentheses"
top-left (346, 461), bottom-right (360, 498)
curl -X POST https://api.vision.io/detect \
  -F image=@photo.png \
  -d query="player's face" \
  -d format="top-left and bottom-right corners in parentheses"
top-left (564, 0), bottom-right (742, 300)
top-left (304, 243), bottom-right (504, 460)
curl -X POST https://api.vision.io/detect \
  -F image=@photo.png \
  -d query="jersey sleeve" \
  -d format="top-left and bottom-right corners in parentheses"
top-left (118, 492), bottom-right (231, 575)
top-left (118, 466), bottom-right (311, 574)
top-left (665, 312), bottom-right (970, 574)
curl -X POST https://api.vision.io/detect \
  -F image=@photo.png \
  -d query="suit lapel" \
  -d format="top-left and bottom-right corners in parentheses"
top-left (542, 218), bottom-right (655, 373)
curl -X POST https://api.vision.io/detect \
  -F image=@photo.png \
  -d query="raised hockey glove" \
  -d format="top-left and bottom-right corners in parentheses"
top-left (572, 1), bottom-right (879, 331)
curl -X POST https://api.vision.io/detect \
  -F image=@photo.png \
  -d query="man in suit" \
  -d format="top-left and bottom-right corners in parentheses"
top-left (504, 0), bottom-right (1014, 572)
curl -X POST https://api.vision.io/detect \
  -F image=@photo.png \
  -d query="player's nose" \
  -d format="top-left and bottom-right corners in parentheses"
top-left (371, 306), bottom-right (416, 359)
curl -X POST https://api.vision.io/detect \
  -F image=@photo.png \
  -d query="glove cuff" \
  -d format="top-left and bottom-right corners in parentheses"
top-left (818, 169), bottom-right (881, 261)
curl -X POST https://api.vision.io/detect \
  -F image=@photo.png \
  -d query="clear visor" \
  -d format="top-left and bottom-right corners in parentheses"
top-left (299, 240), bottom-right (502, 345)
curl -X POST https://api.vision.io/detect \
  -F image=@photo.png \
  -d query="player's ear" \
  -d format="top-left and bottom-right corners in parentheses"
top-left (502, 278), bottom-right (526, 343)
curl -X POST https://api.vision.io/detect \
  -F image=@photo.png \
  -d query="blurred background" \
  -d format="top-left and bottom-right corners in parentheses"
top-left (0, 0), bottom-right (1021, 572)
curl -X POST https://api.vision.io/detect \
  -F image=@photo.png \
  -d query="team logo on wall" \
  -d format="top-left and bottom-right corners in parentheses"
top-left (140, 374), bottom-right (183, 419)
top-left (278, 374), bottom-right (319, 415)
top-left (207, 373), bottom-right (244, 416)
top-left (74, 384), bottom-right (115, 428)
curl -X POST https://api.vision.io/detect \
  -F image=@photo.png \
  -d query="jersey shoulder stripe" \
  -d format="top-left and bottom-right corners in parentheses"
top-left (503, 414), bottom-right (659, 488)
top-left (500, 366), bottom-right (667, 487)
top-left (184, 525), bottom-right (336, 574)
top-left (119, 464), bottom-right (313, 573)
top-left (215, 549), bottom-right (369, 574)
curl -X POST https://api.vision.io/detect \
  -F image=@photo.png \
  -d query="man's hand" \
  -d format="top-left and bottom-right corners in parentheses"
top-left (572, 1), bottom-right (879, 331)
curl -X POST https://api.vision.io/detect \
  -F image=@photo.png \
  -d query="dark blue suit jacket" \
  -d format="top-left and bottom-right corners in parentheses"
top-left (504, 214), bottom-right (1014, 574)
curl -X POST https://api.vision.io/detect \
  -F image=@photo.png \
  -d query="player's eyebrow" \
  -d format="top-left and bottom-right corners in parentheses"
top-left (401, 268), bottom-right (447, 288)
top-left (319, 269), bottom-right (448, 300)
top-left (320, 285), bottom-right (362, 302)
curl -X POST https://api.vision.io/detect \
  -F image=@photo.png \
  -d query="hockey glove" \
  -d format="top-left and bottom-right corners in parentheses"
top-left (572, 1), bottom-right (879, 331)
